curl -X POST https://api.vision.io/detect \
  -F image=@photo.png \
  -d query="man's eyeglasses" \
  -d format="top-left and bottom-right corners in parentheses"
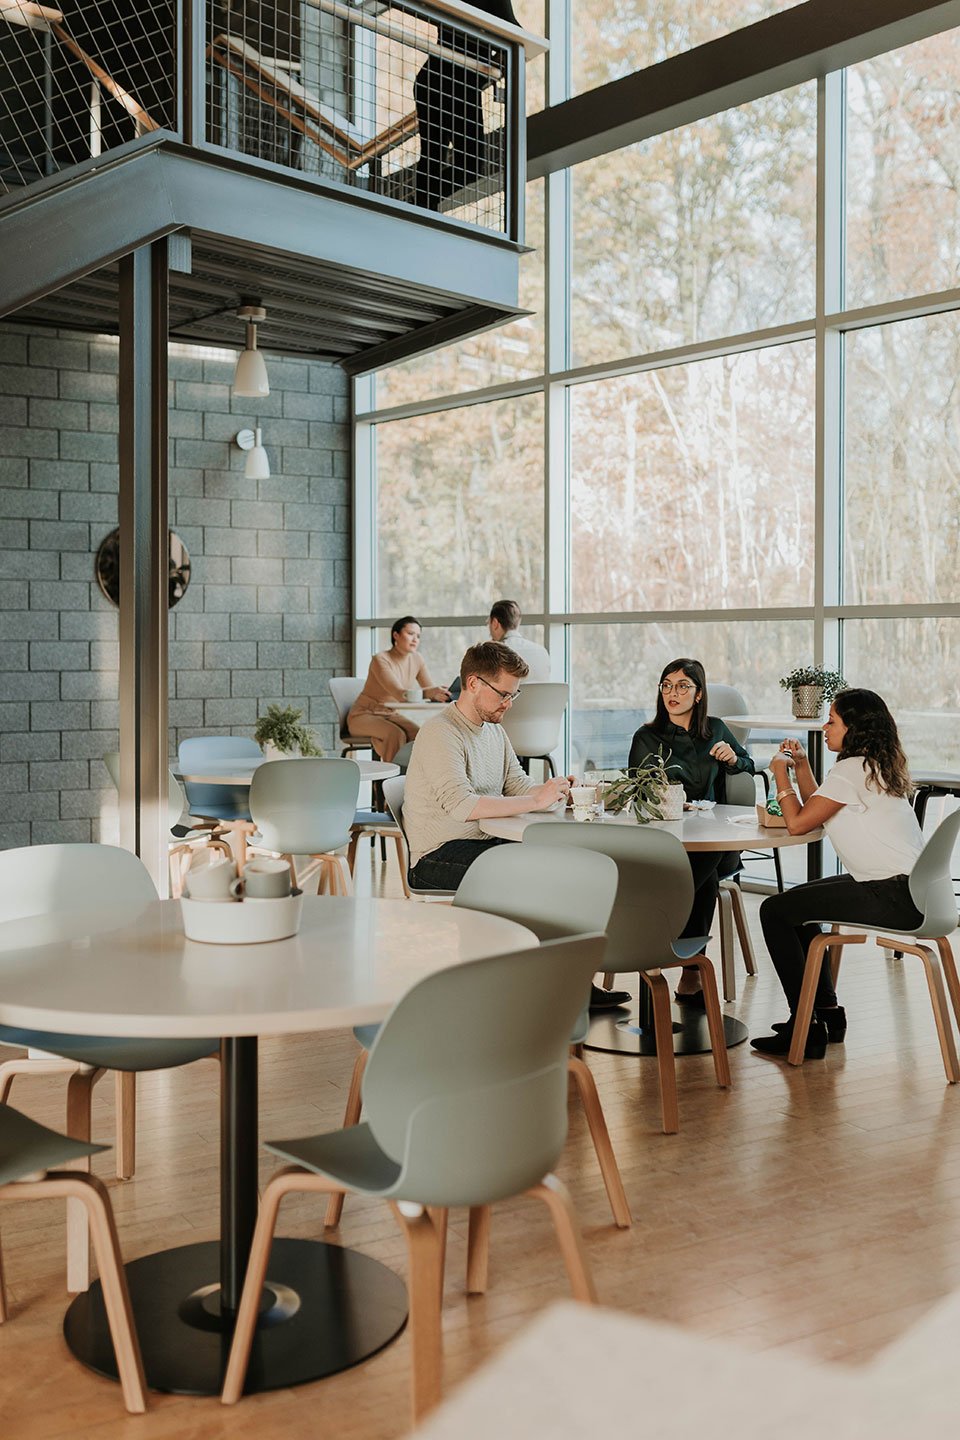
top-left (478, 676), bottom-right (521, 705)
top-left (660, 681), bottom-right (696, 695)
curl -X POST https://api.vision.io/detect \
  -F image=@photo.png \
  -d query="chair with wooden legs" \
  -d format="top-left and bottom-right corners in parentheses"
top-left (788, 810), bottom-right (960, 1081)
top-left (524, 823), bottom-right (732, 1134)
top-left (0, 844), bottom-right (218, 1291)
top-left (222, 935), bottom-right (604, 1423)
top-left (347, 808), bottom-right (406, 883)
top-left (247, 757), bottom-right (360, 895)
top-left (0, 1104), bottom-right (146, 1413)
top-left (325, 843), bottom-right (631, 1234)
top-left (103, 751), bottom-right (233, 897)
top-left (176, 735), bottom-right (263, 866)
top-left (383, 776), bottom-right (456, 901)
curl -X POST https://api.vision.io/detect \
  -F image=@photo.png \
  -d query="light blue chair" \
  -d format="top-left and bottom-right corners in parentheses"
top-left (0, 844), bottom-right (218, 1289)
top-left (327, 841), bottom-right (630, 1232)
top-left (177, 735), bottom-right (262, 824)
top-left (221, 934), bottom-right (606, 1423)
top-left (0, 1105), bottom-right (147, 1412)
top-left (248, 757), bottom-right (360, 894)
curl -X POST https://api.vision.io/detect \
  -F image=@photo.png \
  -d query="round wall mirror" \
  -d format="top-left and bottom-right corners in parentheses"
top-left (95, 528), bottom-right (192, 609)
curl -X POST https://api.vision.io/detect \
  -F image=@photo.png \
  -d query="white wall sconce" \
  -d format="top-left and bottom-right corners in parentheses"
top-left (233, 305), bottom-right (270, 397)
top-left (236, 427), bottom-right (271, 480)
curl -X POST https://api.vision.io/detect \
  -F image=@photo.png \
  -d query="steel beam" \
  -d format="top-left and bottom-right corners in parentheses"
top-left (118, 242), bottom-right (170, 894)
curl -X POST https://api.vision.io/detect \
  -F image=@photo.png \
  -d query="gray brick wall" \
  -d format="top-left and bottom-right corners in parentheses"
top-left (0, 324), bottom-right (352, 849)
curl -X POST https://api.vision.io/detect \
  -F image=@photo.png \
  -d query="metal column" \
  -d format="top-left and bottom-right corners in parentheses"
top-left (118, 241), bottom-right (170, 893)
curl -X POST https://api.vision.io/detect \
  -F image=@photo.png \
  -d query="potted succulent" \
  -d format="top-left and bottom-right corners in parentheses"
top-left (600, 749), bottom-right (684, 823)
top-left (254, 704), bottom-right (323, 760)
top-left (779, 665), bottom-right (846, 720)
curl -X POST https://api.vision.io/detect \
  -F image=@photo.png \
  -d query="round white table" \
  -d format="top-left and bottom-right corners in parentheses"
top-left (720, 714), bottom-right (826, 880)
top-left (174, 758), bottom-right (400, 786)
top-left (381, 699), bottom-right (450, 726)
top-left (0, 896), bottom-right (535, 1397)
top-left (479, 805), bottom-right (822, 1058)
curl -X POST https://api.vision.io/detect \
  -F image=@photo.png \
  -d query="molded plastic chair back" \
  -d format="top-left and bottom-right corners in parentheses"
top-left (0, 1104), bottom-right (108, 1186)
top-left (724, 769), bottom-right (758, 808)
top-left (0, 843), bottom-right (156, 926)
top-left (103, 751), bottom-right (185, 833)
top-left (382, 775), bottom-right (453, 897)
top-left (500, 682), bottom-right (569, 759)
top-left (709, 685), bottom-right (749, 746)
top-left (453, 843), bottom-right (617, 942)
top-left (177, 735), bottom-right (261, 822)
top-left (524, 822), bottom-right (693, 972)
top-left (363, 933), bottom-right (608, 1205)
top-left (249, 758), bottom-right (360, 855)
top-left (329, 677), bottom-right (366, 742)
top-left (908, 809), bottom-right (960, 939)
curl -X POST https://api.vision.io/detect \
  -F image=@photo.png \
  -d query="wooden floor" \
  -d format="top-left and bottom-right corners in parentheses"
top-left (3, 848), bottom-right (960, 1437)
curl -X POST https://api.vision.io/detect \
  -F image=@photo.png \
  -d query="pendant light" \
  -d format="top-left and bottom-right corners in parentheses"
top-left (233, 305), bottom-right (270, 397)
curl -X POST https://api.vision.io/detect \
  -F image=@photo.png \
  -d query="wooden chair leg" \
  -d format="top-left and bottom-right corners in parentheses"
top-left (466, 1205), bottom-right (491, 1294)
top-left (689, 958), bottom-right (732, 1089)
top-left (716, 885), bottom-right (737, 1002)
top-left (728, 883), bottom-right (757, 976)
top-left (0, 1054), bottom-right (80, 1105)
top-left (392, 1204), bottom-right (444, 1424)
top-left (601, 973), bottom-right (616, 990)
top-left (347, 832), bottom-right (360, 876)
top-left (787, 934), bottom-right (864, 1066)
top-left (325, 1049), bottom-right (368, 1230)
top-left (641, 972), bottom-right (679, 1134)
top-left (567, 1056), bottom-right (631, 1227)
top-left (66, 1065), bottom-right (104, 1293)
top-left (115, 1071), bottom-right (136, 1181)
top-left (0, 1227), bottom-right (7, 1323)
top-left (393, 834), bottom-right (406, 885)
top-left (525, 1174), bottom-right (596, 1304)
top-left (427, 1205), bottom-right (448, 1305)
top-left (935, 936), bottom-right (960, 1032)
top-left (890, 941), bottom-right (960, 1084)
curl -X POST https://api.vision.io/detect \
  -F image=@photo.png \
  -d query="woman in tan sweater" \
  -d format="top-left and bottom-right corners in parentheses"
top-left (347, 615), bottom-right (451, 762)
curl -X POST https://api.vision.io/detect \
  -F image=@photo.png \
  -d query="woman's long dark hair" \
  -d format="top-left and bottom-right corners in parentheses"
top-left (390, 615), bottom-right (421, 646)
top-left (832, 688), bottom-right (913, 798)
top-left (645, 657), bottom-right (712, 742)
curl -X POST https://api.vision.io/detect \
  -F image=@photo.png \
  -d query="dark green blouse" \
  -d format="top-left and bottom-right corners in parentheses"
top-left (627, 717), bottom-right (754, 803)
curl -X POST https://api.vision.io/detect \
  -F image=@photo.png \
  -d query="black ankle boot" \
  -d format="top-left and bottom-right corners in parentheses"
top-left (751, 1018), bottom-right (828, 1059)
top-left (772, 1006), bottom-right (846, 1043)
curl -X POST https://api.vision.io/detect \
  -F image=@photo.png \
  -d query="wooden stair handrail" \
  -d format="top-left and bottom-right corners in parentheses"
top-left (49, 21), bottom-right (160, 131)
top-left (0, 0), bottom-right (63, 30)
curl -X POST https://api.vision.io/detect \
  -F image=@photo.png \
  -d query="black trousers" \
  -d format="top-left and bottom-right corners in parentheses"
top-left (413, 57), bottom-right (486, 210)
top-left (410, 836), bottom-right (509, 891)
top-left (684, 851), bottom-right (742, 942)
top-left (759, 872), bottom-right (923, 1013)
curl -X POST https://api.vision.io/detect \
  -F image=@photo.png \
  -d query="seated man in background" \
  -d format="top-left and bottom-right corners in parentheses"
top-left (488, 599), bottom-right (551, 682)
top-left (404, 641), bottom-right (630, 1009)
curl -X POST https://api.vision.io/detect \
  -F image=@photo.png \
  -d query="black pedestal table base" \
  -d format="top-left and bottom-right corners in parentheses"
top-left (63, 1236), bottom-right (409, 1397)
top-left (585, 998), bottom-right (748, 1055)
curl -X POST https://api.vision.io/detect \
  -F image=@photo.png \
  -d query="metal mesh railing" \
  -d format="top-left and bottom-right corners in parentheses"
top-left (206, 0), bottom-right (513, 232)
top-left (0, 0), bottom-right (177, 196)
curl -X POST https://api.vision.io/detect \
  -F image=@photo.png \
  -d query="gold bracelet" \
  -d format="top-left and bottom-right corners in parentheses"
top-left (776, 789), bottom-right (796, 802)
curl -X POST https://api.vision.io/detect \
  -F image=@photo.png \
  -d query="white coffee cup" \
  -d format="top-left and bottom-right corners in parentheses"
top-left (234, 858), bottom-right (292, 900)
top-left (185, 856), bottom-right (238, 902)
top-left (403, 687), bottom-right (423, 703)
top-left (571, 786), bottom-right (596, 809)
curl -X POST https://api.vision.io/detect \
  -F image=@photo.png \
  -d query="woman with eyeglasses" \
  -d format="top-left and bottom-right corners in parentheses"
top-left (750, 688), bottom-right (924, 1060)
top-left (628, 658), bottom-right (755, 1006)
top-left (347, 615), bottom-right (452, 763)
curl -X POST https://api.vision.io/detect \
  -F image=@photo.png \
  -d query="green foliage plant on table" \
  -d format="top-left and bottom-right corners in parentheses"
top-left (254, 704), bottom-right (323, 758)
top-left (601, 748), bottom-right (680, 824)
top-left (778, 666), bottom-right (847, 701)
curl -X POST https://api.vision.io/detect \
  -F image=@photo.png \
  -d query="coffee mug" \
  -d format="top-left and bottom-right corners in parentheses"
top-left (403, 687), bottom-right (423, 703)
top-left (571, 786), bottom-right (596, 808)
top-left (234, 858), bottom-right (291, 900)
top-left (185, 856), bottom-right (238, 902)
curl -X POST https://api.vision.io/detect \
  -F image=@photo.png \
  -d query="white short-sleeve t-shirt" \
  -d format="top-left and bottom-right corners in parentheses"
top-left (815, 756), bottom-right (924, 882)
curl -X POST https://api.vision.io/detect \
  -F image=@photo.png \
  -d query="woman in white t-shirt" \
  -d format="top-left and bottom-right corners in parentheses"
top-left (751, 688), bottom-right (924, 1060)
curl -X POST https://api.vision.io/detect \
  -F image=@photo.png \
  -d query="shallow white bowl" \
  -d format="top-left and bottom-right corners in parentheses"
top-left (180, 890), bottom-right (303, 945)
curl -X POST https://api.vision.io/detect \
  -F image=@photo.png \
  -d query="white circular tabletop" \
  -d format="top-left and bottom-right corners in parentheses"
top-left (722, 714), bottom-right (825, 732)
top-left (479, 804), bottom-right (821, 852)
top-left (0, 897), bottom-right (536, 1039)
top-left (382, 701), bottom-right (448, 712)
top-left (176, 759), bottom-right (400, 785)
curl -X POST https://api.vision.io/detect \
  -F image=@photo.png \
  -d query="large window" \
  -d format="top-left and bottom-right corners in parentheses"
top-left (356, 21), bottom-right (960, 807)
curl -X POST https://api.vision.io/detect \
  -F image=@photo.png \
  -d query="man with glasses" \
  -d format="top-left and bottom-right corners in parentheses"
top-left (405, 641), bottom-right (632, 1009)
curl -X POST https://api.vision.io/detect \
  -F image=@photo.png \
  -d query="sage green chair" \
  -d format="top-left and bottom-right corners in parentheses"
top-left (327, 842), bottom-right (631, 1232)
top-left (221, 935), bottom-right (605, 1424)
top-left (0, 1105), bottom-right (146, 1413)
top-left (248, 757), bottom-right (360, 894)
top-left (524, 823), bottom-right (731, 1134)
top-left (788, 809), bottom-right (960, 1079)
top-left (0, 844), bottom-right (218, 1290)
top-left (383, 775), bottom-right (456, 900)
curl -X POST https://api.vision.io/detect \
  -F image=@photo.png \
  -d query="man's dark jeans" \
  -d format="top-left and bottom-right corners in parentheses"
top-left (409, 837), bottom-right (510, 892)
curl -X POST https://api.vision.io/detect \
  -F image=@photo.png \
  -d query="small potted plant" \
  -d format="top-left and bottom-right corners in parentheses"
top-left (600, 749), bottom-right (683, 823)
top-left (254, 704), bottom-right (323, 760)
top-left (779, 665), bottom-right (847, 720)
